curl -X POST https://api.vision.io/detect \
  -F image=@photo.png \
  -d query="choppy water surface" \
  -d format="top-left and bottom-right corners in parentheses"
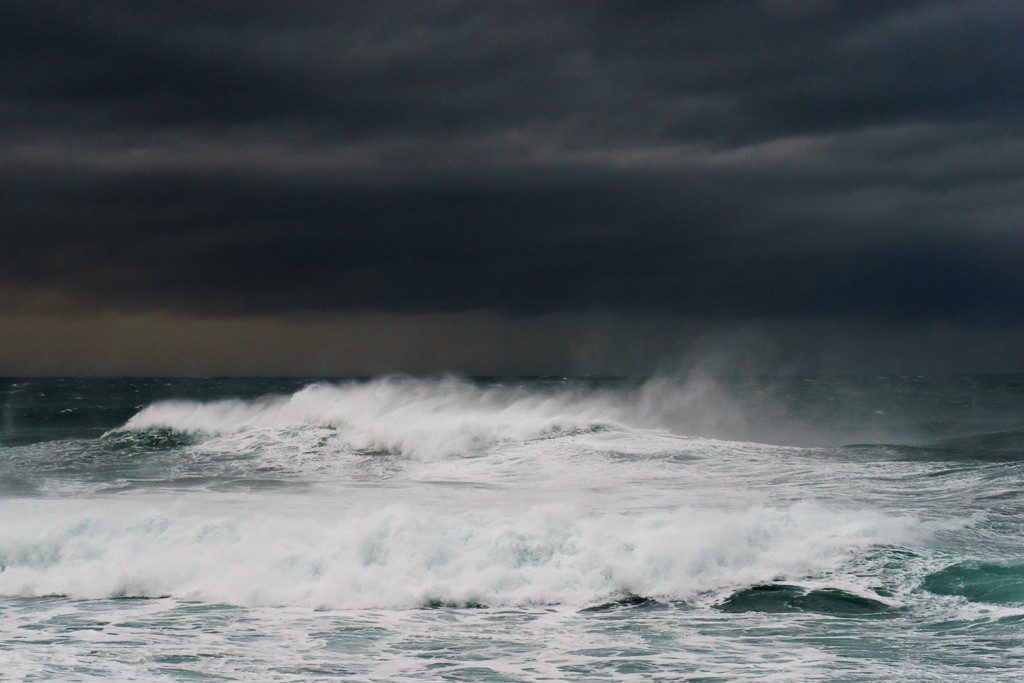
top-left (1, 375), bottom-right (1022, 680)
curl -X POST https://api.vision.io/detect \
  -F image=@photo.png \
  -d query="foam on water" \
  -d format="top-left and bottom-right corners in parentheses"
top-left (0, 500), bottom-right (916, 609)
top-left (3, 375), bottom-right (1023, 679)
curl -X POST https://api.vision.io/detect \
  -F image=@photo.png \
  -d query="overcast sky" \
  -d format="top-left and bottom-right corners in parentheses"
top-left (2, 1), bottom-right (1022, 375)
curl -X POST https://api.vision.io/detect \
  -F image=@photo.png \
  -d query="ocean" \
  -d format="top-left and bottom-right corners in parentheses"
top-left (0, 375), bottom-right (1021, 680)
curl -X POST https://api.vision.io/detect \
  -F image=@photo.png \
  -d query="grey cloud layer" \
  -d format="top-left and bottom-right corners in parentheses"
top-left (2, 1), bottom-right (1022, 319)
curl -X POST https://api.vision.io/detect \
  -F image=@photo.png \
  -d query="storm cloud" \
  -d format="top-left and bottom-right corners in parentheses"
top-left (1, 1), bottom-right (1022, 373)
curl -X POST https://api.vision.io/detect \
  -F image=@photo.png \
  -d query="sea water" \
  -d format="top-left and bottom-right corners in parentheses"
top-left (0, 375), bottom-right (1022, 680)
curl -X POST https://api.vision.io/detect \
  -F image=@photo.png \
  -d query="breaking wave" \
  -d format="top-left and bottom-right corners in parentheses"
top-left (112, 377), bottom-right (646, 460)
top-left (0, 502), bottom-right (916, 609)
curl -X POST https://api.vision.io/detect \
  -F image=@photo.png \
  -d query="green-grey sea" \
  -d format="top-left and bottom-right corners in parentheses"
top-left (1, 375), bottom-right (1022, 680)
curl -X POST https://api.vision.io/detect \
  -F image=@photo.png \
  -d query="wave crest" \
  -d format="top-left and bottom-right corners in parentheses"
top-left (113, 377), bottom-right (630, 459)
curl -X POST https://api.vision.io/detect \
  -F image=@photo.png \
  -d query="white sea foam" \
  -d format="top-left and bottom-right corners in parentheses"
top-left (115, 377), bottom-right (639, 460)
top-left (112, 375), bottom-right (805, 462)
top-left (0, 500), bottom-right (916, 609)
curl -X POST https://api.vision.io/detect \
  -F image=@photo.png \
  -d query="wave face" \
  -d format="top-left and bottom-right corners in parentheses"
top-left (1, 375), bottom-right (1023, 680)
top-left (922, 562), bottom-right (1024, 604)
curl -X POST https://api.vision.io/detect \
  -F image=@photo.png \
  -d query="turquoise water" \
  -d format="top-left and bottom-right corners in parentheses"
top-left (1, 376), bottom-right (1022, 680)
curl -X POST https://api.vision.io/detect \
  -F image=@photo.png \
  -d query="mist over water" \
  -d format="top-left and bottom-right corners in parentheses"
top-left (1, 374), bottom-right (1023, 679)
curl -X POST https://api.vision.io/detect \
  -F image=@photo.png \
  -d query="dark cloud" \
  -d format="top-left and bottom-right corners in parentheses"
top-left (2, 0), bottom-right (1023, 325)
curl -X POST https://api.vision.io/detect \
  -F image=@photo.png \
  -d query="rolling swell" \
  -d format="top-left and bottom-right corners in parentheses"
top-left (922, 562), bottom-right (1024, 604)
top-left (716, 584), bottom-right (892, 615)
top-left (930, 427), bottom-right (1024, 455)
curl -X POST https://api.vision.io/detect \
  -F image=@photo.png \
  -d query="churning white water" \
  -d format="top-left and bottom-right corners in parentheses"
top-left (1, 375), bottom-right (1022, 679)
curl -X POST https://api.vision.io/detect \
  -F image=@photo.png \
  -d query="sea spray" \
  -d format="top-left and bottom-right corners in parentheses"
top-left (2, 375), bottom-right (1023, 679)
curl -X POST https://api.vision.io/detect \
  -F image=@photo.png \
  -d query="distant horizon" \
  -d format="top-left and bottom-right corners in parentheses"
top-left (3, 4), bottom-right (1022, 679)
top-left (5, 371), bottom-right (1024, 380)
top-left (3, 311), bottom-right (1024, 376)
